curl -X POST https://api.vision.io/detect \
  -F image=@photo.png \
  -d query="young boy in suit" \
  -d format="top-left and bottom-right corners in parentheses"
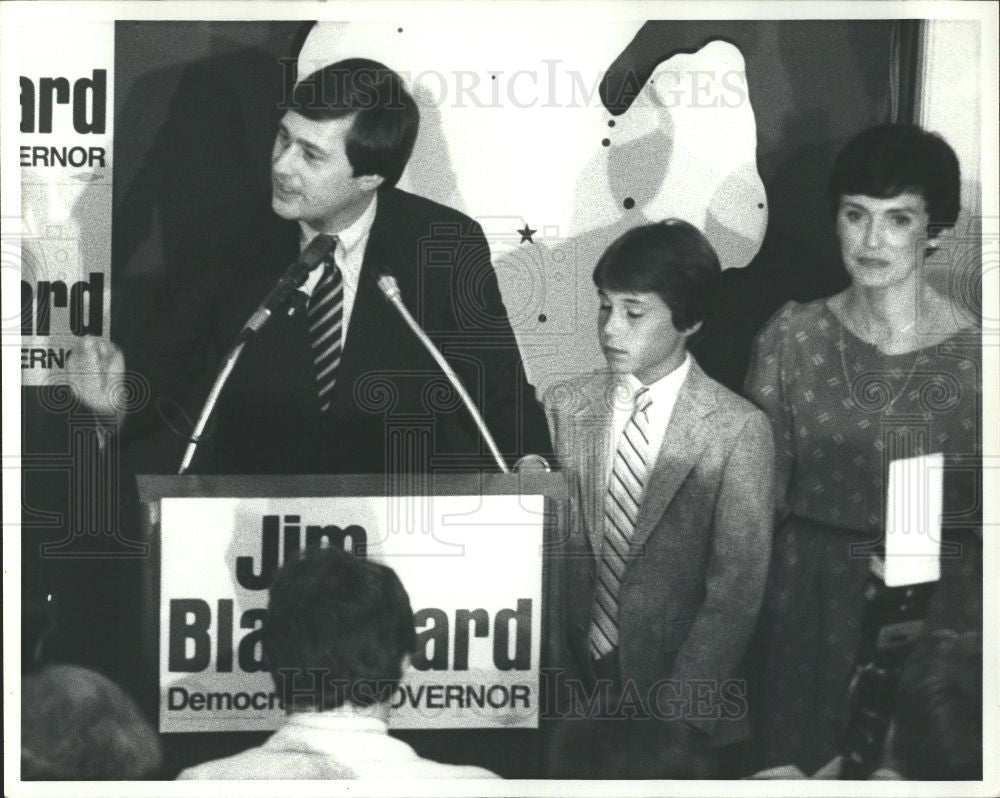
top-left (545, 220), bottom-right (775, 774)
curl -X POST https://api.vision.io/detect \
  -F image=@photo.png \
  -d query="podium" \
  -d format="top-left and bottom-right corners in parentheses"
top-left (137, 471), bottom-right (568, 777)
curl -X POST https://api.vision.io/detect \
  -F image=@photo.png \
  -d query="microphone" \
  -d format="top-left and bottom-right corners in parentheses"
top-left (181, 234), bottom-right (337, 473)
top-left (376, 270), bottom-right (512, 474)
top-left (239, 233), bottom-right (337, 339)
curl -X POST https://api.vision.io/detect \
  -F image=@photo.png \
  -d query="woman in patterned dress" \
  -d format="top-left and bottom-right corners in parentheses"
top-left (744, 124), bottom-right (982, 772)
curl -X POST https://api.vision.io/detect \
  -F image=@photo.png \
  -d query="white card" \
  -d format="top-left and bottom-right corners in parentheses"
top-left (883, 453), bottom-right (944, 587)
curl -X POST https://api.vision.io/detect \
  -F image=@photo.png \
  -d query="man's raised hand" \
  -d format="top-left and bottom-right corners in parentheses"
top-left (63, 336), bottom-right (128, 421)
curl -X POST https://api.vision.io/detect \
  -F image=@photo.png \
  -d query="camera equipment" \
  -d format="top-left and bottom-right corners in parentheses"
top-left (839, 559), bottom-right (936, 780)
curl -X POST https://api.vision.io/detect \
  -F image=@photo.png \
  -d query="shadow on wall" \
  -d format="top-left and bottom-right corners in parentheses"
top-left (406, 83), bottom-right (463, 210)
top-left (113, 22), bottom-right (312, 284)
top-left (109, 22), bottom-right (312, 474)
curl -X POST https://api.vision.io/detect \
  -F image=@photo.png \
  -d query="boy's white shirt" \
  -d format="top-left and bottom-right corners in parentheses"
top-left (605, 353), bottom-right (692, 483)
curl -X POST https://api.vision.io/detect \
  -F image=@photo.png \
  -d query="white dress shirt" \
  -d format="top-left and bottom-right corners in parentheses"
top-left (606, 353), bottom-right (692, 483)
top-left (298, 193), bottom-right (378, 347)
top-left (177, 706), bottom-right (498, 780)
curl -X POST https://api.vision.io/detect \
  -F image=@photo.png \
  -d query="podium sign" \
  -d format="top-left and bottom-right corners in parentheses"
top-left (156, 491), bottom-right (546, 733)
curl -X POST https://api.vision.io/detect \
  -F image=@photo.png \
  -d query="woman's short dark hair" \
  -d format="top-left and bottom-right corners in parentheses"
top-left (290, 58), bottom-right (419, 188)
top-left (263, 547), bottom-right (417, 712)
top-left (828, 124), bottom-right (961, 235)
top-left (592, 219), bottom-right (721, 332)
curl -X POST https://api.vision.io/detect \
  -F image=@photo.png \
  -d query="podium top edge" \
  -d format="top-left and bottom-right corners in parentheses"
top-left (135, 472), bottom-right (568, 503)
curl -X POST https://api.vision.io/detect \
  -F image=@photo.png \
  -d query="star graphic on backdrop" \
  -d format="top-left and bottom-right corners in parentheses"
top-left (517, 224), bottom-right (537, 244)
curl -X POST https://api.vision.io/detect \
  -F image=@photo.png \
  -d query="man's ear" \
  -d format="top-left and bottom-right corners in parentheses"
top-left (357, 173), bottom-right (385, 192)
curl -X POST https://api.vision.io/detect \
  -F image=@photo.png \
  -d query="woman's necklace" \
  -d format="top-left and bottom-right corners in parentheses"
top-left (838, 309), bottom-right (922, 412)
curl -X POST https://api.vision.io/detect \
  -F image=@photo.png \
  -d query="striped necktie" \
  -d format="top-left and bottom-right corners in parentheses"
top-left (590, 385), bottom-right (653, 659)
top-left (307, 252), bottom-right (343, 414)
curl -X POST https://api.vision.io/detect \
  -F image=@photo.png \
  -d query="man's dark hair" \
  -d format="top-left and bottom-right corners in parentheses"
top-left (828, 123), bottom-right (961, 236)
top-left (263, 547), bottom-right (417, 712)
top-left (290, 58), bottom-right (419, 187)
top-left (889, 630), bottom-right (982, 780)
top-left (592, 219), bottom-right (722, 332)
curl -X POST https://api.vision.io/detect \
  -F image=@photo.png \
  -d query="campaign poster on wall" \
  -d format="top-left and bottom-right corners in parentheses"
top-left (15, 19), bottom-right (114, 384)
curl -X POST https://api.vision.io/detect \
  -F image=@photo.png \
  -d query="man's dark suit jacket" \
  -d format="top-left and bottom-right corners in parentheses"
top-left (127, 186), bottom-right (550, 474)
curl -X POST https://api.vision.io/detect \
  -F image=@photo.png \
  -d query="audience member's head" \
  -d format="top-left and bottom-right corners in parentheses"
top-left (828, 123), bottom-right (961, 236)
top-left (264, 546), bottom-right (417, 713)
top-left (290, 58), bottom-right (419, 187)
top-left (21, 664), bottom-right (162, 780)
top-left (885, 630), bottom-right (982, 780)
top-left (548, 718), bottom-right (715, 779)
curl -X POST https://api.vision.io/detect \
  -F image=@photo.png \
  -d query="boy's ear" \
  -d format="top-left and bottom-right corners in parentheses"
top-left (681, 320), bottom-right (703, 338)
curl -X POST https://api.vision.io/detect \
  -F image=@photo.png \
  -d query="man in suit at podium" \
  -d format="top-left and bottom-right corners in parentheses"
top-left (68, 56), bottom-right (551, 779)
top-left (74, 57), bottom-right (549, 475)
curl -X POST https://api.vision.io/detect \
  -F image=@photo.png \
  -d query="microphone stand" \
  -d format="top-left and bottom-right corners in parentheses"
top-left (178, 338), bottom-right (249, 475)
top-left (181, 265), bottom-right (548, 476)
top-left (177, 235), bottom-right (336, 474)
top-left (377, 274), bottom-right (513, 474)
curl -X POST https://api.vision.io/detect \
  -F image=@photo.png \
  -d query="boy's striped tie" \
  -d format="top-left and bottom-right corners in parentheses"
top-left (590, 386), bottom-right (653, 658)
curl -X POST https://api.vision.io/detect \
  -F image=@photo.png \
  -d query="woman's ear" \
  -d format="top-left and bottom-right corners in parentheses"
top-left (924, 216), bottom-right (958, 256)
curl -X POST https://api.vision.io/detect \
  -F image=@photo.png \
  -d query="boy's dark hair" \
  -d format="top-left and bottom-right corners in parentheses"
top-left (263, 547), bottom-right (417, 712)
top-left (592, 219), bottom-right (721, 332)
top-left (828, 124), bottom-right (961, 236)
top-left (290, 58), bottom-right (419, 187)
top-left (889, 630), bottom-right (981, 780)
